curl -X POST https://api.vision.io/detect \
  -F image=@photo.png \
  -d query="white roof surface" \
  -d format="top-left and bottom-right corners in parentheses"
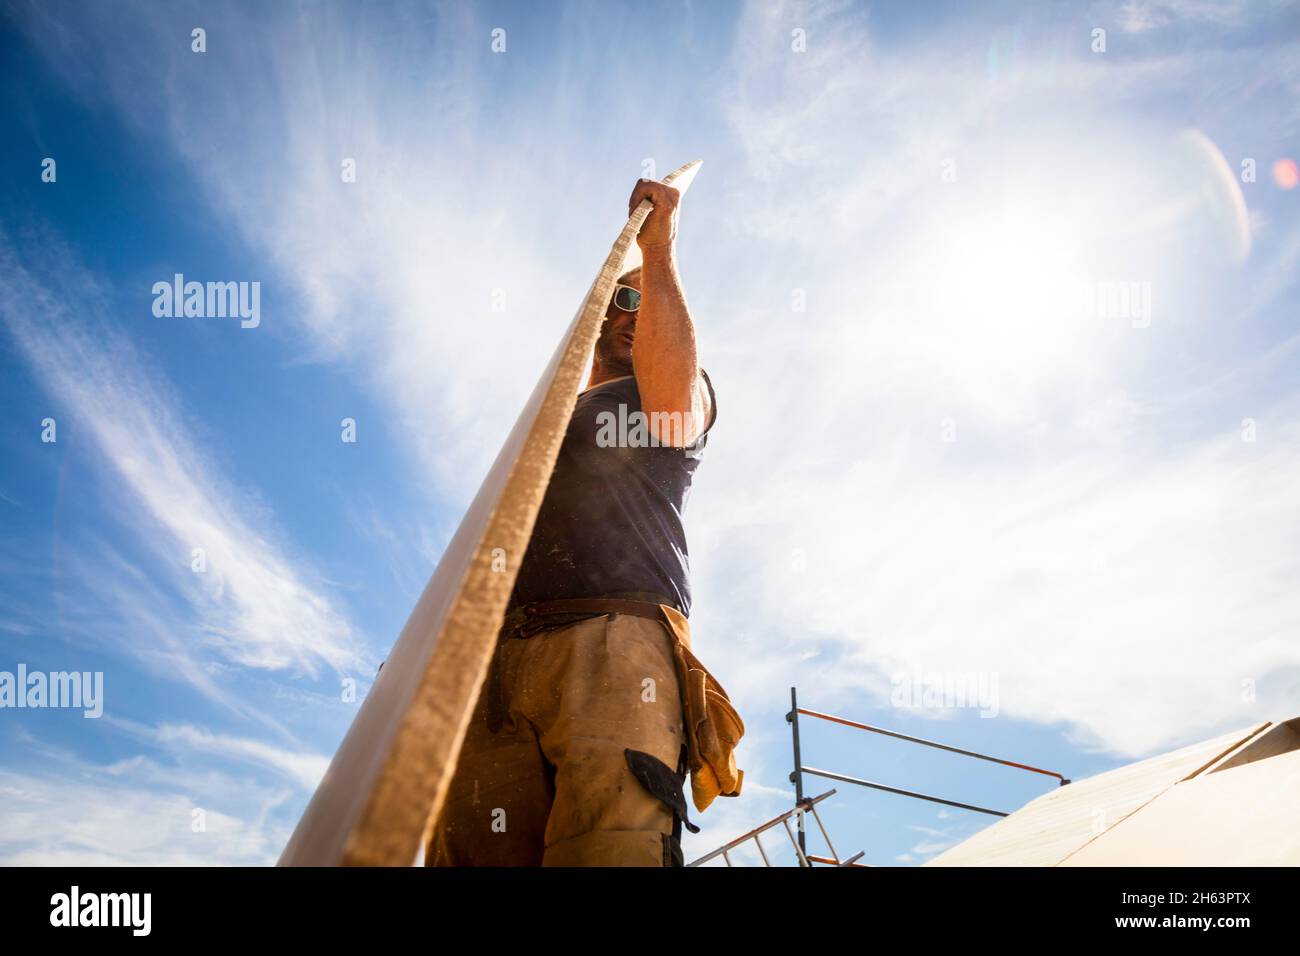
top-left (925, 719), bottom-right (1295, 866)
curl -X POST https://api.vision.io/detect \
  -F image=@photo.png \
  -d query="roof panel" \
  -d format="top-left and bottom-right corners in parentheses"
top-left (924, 722), bottom-right (1267, 867)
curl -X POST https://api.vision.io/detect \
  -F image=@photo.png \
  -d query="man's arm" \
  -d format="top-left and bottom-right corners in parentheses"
top-left (627, 178), bottom-right (712, 447)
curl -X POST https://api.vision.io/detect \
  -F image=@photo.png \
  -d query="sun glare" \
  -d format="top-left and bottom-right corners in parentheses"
top-left (914, 194), bottom-right (1102, 406)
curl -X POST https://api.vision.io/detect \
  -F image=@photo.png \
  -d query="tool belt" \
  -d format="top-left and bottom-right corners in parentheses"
top-left (491, 593), bottom-right (745, 813)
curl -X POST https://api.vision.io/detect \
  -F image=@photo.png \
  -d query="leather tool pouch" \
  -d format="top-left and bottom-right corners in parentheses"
top-left (655, 604), bottom-right (746, 813)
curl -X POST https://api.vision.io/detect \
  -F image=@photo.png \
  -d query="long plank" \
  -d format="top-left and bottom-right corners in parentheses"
top-left (278, 160), bottom-right (703, 866)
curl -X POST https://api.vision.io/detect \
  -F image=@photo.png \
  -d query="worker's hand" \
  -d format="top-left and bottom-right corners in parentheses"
top-left (629, 179), bottom-right (681, 249)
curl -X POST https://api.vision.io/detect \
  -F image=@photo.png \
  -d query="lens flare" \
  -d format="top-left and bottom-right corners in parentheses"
top-left (1273, 158), bottom-right (1299, 190)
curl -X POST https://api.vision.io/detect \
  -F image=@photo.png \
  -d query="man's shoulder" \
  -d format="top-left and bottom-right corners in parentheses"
top-left (574, 371), bottom-right (714, 450)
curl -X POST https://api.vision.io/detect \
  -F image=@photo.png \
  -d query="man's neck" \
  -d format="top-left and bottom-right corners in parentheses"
top-left (586, 364), bottom-right (634, 390)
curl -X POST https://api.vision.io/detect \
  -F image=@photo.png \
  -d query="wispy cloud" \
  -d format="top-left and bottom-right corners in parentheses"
top-left (0, 233), bottom-right (368, 680)
top-left (13, 0), bottom-right (621, 501)
top-left (0, 720), bottom-right (320, 864)
top-left (124, 720), bottom-right (330, 791)
top-left (0, 761), bottom-right (291, 866)
top-left (1116, 0), bottom-right (1258, 33)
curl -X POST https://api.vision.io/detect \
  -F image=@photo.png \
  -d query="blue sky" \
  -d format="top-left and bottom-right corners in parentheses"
top-left (2, 0), bottom-right (1298, 866)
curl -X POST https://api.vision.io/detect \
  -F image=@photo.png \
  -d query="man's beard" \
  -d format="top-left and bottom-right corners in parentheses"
top-left (595, 331), bottom-right (634, 373)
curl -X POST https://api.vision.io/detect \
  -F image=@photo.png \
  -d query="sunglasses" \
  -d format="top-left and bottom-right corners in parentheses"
top-left (612, 284), bottom-right (641, 312)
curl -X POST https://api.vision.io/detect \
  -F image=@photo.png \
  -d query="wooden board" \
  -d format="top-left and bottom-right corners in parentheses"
top-left (278, 160), bottom-right (704, 866)
top-left (923, 722), bottom-right (1267, 867)
top-left (1198, 717), bottom-right (1299, 775)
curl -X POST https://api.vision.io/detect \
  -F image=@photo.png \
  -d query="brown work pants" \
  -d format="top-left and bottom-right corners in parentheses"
top-left (425, 612), bottom-right (689, 866)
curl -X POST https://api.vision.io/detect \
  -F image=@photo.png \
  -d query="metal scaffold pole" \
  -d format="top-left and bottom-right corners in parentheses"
top-left (786, 686), bottom-right (807, 861)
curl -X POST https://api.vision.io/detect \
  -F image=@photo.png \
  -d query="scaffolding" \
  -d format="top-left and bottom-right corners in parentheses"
top-left (687, 686), bottom-right (1071, 867)
top-left (687, 790), bottom-right (867, 867)
top-left (786, 686), bottom-right (1070, 858)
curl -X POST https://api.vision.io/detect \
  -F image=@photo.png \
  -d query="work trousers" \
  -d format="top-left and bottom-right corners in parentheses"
top-left (426, 611), bottom-right (689, 866)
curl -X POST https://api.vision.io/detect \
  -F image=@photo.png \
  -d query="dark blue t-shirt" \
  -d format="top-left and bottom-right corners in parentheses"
top-left (510, 370), bottom-right (716, 616)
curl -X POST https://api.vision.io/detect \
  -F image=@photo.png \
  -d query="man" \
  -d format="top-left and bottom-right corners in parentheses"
top-left (426, 178), bottom-right (725, 867)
